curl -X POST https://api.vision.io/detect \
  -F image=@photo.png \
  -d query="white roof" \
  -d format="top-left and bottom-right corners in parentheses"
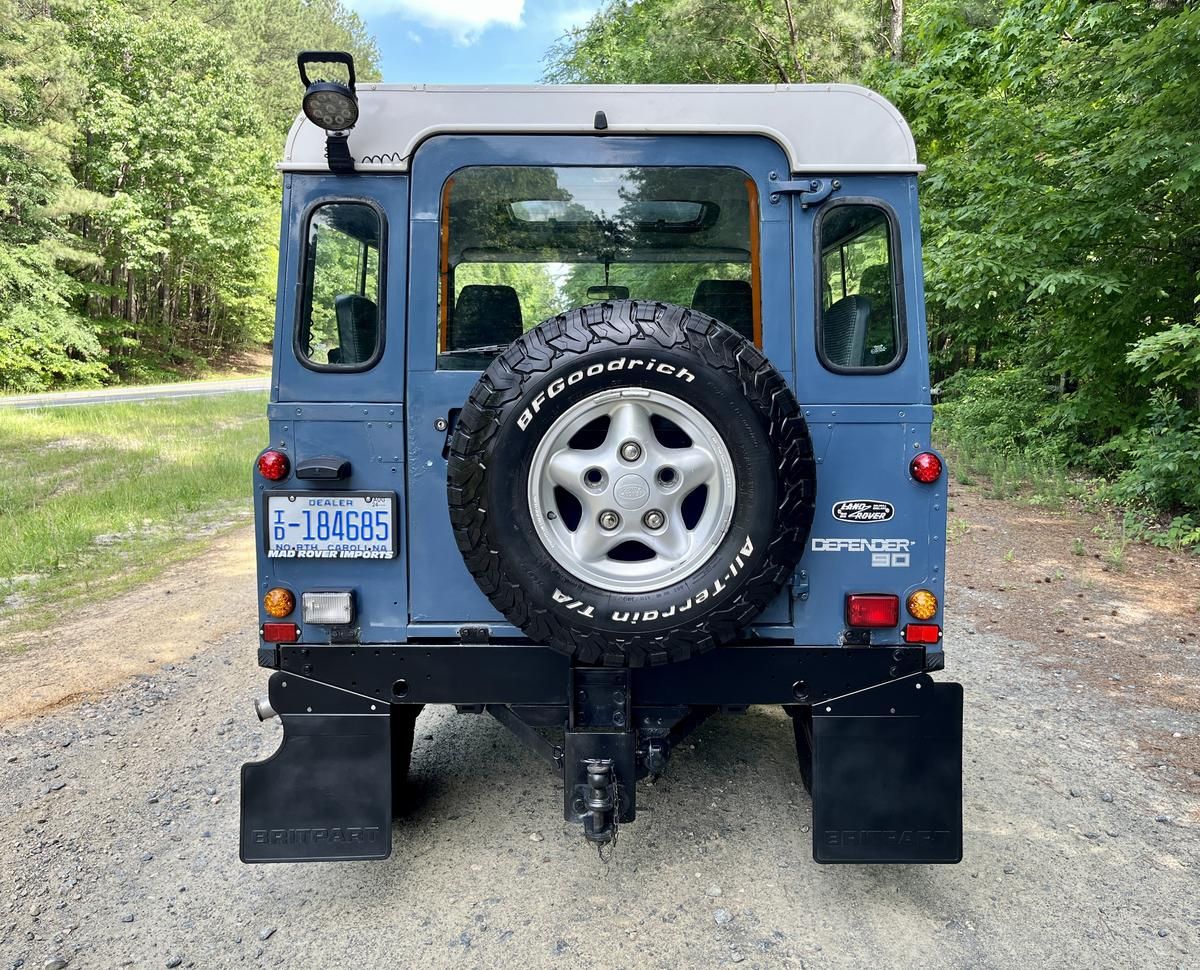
top-left (281, 84), bottom-right (921, 175)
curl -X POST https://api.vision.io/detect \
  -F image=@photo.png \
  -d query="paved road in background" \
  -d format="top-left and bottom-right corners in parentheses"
top-left (0, 376), bottom-right (269, 409)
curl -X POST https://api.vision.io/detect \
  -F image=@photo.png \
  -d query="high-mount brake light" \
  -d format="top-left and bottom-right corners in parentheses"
top-left (910, 452), bottom-right (943, 484)
top-left (261, 622), bottom-right (300, 643)
top-left (263, 587), bottom-right (295, 618)
top-left (846, 593), bottom-right (900, 628)
top-left (903, 623), bottom-right (942, 644)
top-left (907, 589), bottom-right (939, 621)
top-left (257, 450), bottom-right (290, 481)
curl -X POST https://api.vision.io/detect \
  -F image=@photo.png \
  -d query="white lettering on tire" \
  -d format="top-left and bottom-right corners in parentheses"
top-left (517, 357), bottom-right (696, 431)
top-left (554, 536), bottom-right (755, 624)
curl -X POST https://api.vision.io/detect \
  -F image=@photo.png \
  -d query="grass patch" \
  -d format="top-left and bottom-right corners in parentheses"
top-left (938, 432), bottom-right (1200, 554)
top-left (945, 440), bottom-right (1082, 508)
top-left (0, 392), bottom-right (266, 640)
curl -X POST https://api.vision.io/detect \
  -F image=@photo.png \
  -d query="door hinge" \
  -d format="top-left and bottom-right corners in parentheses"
top-left (792, 568), bottom-right (810, 601)
top-left (767, 174), bottom-right (841, 208)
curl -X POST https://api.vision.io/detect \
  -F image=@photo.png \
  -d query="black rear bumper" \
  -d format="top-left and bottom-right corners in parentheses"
top-left (260, 640), bottom-right (933, 707)
top-left (242, 642), bottom-right (962, 865)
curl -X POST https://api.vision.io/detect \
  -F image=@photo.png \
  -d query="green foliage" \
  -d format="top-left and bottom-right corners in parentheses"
top-left (0, 0), bottom-right (109, 388)
top-left (1102, 390), bottom-right (1200, 515)
top-left (935, 367), bottom-right (1069, 463)
top-left (875, 0), bottom-right (1200, 508)
top-left (0, 0), bottom-right (376, 391)
top-left (1126, 319), bottom-right (1200, 393)
top-left (545, 0), bottom-right (884, 84)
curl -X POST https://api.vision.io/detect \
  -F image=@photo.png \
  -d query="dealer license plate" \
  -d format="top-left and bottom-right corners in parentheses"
top-left (265, 492), bottom-right (396, 559)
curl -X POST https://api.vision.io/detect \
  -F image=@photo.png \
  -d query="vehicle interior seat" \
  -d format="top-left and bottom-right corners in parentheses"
top-left (822, 295), bottom-right (872, 368)
top-left (451, 284), bottom-right (524, 350)
top-left (333, 293), bottom-right (379, 365)
top-left (691, 279), bottom-right (754, 341)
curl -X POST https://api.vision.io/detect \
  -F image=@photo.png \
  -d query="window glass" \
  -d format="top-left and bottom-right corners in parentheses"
top-left (818, 204), bottom-right (900, 370)
top-left (298, 202), bottom-right (382, 368)
top-left (437, 166), bottom-right (759, 369)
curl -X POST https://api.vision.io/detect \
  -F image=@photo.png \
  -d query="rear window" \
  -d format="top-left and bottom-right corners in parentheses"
top-left (436, 166), bottom-right (759, 369)
top-left (297, 201), bottom-right (383, 370)
top-left (817, 203), bottom-right (902, 372)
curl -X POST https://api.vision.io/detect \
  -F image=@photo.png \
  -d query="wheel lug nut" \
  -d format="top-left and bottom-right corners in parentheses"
top-left (599, 511), bottom-right (620, 530)
top-left (643, 509), bottom-right (665, 530)
top-left (620, 441), bottom-right (642, 462)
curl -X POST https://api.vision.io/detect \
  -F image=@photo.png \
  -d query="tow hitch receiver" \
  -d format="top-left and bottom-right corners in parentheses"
top-left (241, 673), bottom-right (392, 863)
top-left (810, 674), bottom-right (963, 864)
top-left (563, 668), bottom-right (636, 847)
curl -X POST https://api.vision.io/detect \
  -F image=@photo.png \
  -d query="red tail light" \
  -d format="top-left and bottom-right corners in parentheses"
top-left (257, 450), bottom-right (290, 481)
top-left (846, 594), bottom-right (900, 628)
top-left (261, 622), bottom-right (300, 643)
top-left (910, 452), bottom-right (942, 484)
top-left (903, 623), bottom-right (941, 644)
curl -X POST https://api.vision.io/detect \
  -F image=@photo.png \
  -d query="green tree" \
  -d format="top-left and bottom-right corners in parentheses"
top-left (0, 0), bottom-right (108, 389)
top-left (545, 0), bottom-right (882, 84)
top-left (873, 1), bottom-right (1200, 479)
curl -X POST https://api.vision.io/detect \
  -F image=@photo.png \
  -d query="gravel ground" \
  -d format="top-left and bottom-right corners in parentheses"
top-left (2, 499), bottom-right (1199, 969)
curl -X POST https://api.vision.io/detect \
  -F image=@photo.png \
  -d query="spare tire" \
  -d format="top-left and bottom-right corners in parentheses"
top-left (447, 301), bottom-right (815, 666)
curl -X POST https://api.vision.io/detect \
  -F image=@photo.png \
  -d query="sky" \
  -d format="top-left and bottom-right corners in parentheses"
top-left (345, 0), bottom-right (604, 85)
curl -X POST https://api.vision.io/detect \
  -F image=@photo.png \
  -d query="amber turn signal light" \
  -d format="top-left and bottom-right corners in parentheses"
top-left (263, 587), bottom-right (295, 618)
top-left (907, 589), bottom-right (938, 621)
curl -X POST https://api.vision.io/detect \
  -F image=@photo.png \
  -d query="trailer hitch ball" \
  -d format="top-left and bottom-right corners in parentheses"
top-left (586, 763), bottom-right (614, 812)
top-left (582, 760), bottom-right (617, 844)
top-left (254, 696), bottom-right (278, 722)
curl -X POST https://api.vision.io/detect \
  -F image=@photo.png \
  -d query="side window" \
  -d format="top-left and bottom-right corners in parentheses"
top-left (297, 202), bottom-right (383, 369)
top-left (817, 203), bottom-right (901, 371)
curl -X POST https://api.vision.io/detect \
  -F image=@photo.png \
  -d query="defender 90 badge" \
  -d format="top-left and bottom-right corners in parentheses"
top-left (832, 499), bottom-right (895, 523)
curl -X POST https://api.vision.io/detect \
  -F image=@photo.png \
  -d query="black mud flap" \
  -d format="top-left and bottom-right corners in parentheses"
top-left (811, 673), bottom-right (962, 864)
top-left (241, 672), bottom-right (392, 863)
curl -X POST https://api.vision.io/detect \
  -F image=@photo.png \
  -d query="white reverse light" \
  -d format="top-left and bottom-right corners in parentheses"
top-left (302, 591), bottom-right (354, 625)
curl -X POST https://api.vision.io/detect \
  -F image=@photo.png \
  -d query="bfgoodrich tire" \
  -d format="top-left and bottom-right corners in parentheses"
top-left (447, 301), bottom-right (816, 666)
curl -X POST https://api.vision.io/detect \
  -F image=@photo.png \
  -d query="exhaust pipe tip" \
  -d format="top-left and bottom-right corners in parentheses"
top-left (254, 696), bottom-right (277, 722)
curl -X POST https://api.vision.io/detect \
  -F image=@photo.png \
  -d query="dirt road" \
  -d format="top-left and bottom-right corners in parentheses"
top-left (1, 487), bottom-right (1197, 969)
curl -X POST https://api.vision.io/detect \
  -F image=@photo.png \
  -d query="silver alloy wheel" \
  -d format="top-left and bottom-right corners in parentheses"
top-left (527, 387), bottom-right (736, 593)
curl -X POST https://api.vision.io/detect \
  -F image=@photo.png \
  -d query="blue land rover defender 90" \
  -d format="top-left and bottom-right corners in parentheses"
top-left (241, 52), bottom-right (963, 865)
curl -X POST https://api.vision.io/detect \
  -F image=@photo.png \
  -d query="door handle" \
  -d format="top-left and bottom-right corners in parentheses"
top-left (295, 456), bottom-right (352, 480)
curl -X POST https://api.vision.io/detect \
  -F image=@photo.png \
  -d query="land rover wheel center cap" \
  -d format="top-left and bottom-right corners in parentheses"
top-left (614, 474), bottom-right (651, 510)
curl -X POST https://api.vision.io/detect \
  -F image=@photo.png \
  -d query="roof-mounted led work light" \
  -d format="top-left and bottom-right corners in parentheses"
top-left (298, 50), bottom-right (358, 173)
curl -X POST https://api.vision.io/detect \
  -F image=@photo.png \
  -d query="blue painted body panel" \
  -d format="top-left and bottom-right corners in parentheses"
top-left (255, 134), bottom-right (946, 649)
